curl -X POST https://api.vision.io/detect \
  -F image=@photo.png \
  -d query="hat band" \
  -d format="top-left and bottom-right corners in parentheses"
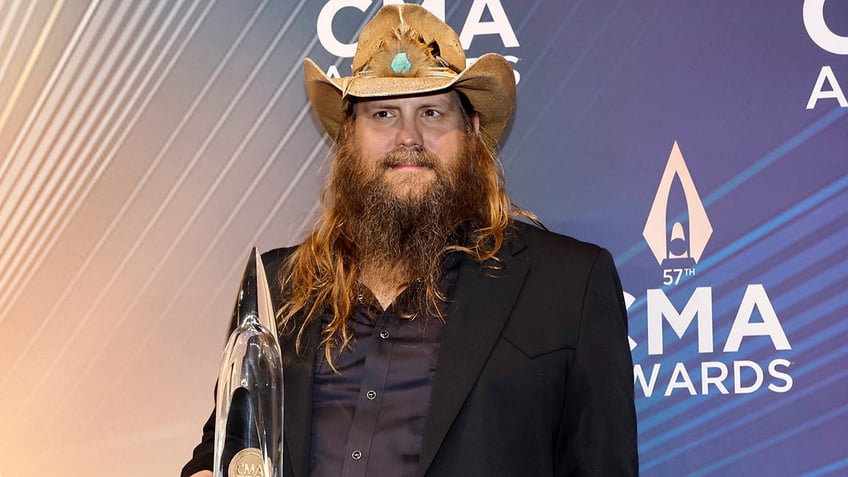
top-left (354, 64), bottom-right (457, 79)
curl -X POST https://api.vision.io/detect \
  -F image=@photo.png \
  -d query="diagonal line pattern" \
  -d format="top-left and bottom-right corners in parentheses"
top-left (0, 0), bottom-right (213, 386)
top-left (54, 0), bottom-right (322, 423)
top-left (0, 0), bottom-right (214, 400)
top-left (3, 0), bottom-right (281, 425)
top-left (0, 0), bottom-right (105, 323)
top-left (0, 0), bottom-right (65, 137)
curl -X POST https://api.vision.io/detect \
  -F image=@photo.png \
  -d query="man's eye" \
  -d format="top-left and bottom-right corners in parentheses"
top-left (423, 109), bottom-right (443, 117)
top-left (373, 110), bottom-right (393, 118)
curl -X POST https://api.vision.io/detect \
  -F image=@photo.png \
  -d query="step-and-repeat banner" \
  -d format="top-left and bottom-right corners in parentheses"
top-left (0, 1), bottom-right (844, 476)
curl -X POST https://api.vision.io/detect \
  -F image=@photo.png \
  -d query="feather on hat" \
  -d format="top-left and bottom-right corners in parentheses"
top-left (303, 4), bottom-right (516, 145)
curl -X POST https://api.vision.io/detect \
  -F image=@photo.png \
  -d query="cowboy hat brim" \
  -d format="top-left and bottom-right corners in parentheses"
top-left (304, 53), bottom-right (516, 145)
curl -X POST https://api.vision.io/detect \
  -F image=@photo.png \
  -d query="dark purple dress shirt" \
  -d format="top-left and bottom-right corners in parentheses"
top-left (308, 253), bottom-right (460, 477)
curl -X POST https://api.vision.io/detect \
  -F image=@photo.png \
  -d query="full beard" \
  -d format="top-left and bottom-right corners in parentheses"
top-left (332, 132), bottom-right (485, 286)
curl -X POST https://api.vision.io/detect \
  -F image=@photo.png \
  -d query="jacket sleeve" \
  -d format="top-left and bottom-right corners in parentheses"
top-left (181, 409), bottom-right (215, 476)
top-left (558, 248), bottom-right (639, 476)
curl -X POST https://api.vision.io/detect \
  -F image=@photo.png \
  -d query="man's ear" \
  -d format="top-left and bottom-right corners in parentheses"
top-left (470, 112), bottom-right (480, 135)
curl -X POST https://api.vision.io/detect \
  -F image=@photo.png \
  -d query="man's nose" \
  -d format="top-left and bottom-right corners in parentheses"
top-left (395, 117), bottom-right (423, 149)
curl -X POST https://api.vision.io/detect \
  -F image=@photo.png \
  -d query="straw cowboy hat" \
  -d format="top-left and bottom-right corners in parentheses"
top-left (303, 4), bottom-right (516, 145)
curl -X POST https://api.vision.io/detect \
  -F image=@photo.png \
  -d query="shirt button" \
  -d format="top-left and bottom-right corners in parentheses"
top-left (379, 330), bottom-right (390, 339)
top-left (351, 450), bottom-right (362, 460)
top-left (366, 390), bottom-right (377, 400)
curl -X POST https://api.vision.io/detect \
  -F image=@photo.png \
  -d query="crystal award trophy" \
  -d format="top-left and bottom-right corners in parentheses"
top-left (214, 248), bottom-right (284, 477)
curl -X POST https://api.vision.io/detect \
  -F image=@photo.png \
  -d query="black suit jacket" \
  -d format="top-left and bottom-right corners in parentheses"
top-left (182, 222), bottom-right (638, 476)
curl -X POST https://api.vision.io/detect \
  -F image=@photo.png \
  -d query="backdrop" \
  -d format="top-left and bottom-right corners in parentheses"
top-left (0, 1), bottom-right (845, 476)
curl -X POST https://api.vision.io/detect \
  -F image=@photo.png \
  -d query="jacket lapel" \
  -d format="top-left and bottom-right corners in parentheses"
top-left (280, 317), bottom-right (319, 477)
top-left (416, 236), bottom-right (529, 476)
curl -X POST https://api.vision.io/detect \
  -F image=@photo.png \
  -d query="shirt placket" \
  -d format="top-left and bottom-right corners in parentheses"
top-left (340, 311), bottom-right (398, 477)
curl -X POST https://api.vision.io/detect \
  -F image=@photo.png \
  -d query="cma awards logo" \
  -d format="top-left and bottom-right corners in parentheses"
top-left (628, 143), bottom-right (793, 399)
top-left (642, 141), bottom-right (711, 282)
top-left (314, 0), bottom-right (521, 83)
top-left (803, 0), bottom-right (847, 109)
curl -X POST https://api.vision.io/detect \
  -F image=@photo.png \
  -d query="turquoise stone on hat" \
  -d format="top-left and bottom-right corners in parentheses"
top-left (391, 52), bottom-right (412, 74)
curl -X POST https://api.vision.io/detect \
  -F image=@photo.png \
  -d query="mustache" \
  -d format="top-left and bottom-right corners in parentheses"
top-left (380, 149), bottom-right (437, 169)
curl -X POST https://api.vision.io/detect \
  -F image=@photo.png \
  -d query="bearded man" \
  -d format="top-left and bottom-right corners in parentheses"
top-left (183, 4), bottom-right (638, 477)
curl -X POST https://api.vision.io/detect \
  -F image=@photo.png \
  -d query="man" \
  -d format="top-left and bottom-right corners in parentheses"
top-left (183, 4), bottom-right (637, 476)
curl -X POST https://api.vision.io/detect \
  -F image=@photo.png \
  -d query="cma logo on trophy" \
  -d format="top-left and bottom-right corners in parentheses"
top-left (628, 142), bottom-right (793, 399)
top-left (642, 141), bottom-right (712, 285)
